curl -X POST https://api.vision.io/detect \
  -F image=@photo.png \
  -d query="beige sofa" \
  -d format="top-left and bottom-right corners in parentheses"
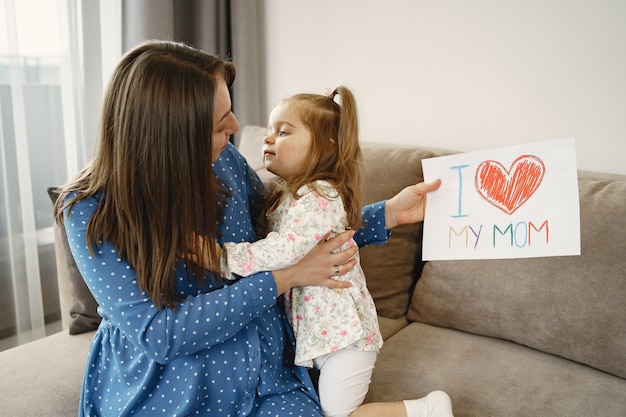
top-left (1, 127), bottom-right (625, 416)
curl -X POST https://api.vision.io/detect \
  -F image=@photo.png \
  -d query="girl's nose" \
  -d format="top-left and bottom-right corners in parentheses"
top-left (263, 133), bottom-right (274, 144)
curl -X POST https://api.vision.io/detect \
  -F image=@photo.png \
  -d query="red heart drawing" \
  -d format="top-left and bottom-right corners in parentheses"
top-left (474, 155), bottom-right (546, 215)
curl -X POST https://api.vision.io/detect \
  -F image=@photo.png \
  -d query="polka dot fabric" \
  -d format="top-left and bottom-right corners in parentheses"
top-left (65, 143), bottom-right (389, 416)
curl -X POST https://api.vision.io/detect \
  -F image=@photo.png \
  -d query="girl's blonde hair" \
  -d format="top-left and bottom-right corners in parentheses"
top-left (267, 86), bottom-right (363, 230)
top-left (53, 40), bottom-right (235, 309)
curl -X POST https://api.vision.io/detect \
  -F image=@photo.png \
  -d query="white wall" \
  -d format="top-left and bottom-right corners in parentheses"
top-left (260, 0), bottom-right (626, 175)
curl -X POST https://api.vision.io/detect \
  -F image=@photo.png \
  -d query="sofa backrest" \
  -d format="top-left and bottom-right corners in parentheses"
top-left (358, 143), bottom-right (444, 318)
top-left (333, 137), bottom-right (626, 379)
top-left (408, 169), bottom-right (626, 379)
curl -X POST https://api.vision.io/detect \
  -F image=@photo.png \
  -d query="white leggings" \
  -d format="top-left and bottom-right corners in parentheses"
top-left (313, 349), bottom-right (378, 417)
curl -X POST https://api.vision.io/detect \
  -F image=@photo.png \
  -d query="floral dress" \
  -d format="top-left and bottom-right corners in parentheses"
top-left (221, 180), bottom-right (383, 367)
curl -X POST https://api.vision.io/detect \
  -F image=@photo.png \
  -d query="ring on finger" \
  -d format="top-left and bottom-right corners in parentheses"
top-left (333, 264), bottom-right (340, 276)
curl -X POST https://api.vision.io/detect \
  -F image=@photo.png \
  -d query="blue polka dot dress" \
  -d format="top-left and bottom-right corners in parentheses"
top-left (65, 143), bottom-right (389, 416)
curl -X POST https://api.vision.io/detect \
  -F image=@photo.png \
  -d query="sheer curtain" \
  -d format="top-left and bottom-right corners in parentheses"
top-left (0, 0), bottom-right (121, 350)
top-left (0, 0), bottom-right (261, 350)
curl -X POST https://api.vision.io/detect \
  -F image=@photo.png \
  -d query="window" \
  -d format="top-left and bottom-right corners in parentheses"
top-left (0, 0), bottom-right (121, 350)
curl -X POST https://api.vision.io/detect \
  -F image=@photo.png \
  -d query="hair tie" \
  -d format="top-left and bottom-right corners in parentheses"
top-left (324, 87), bottom-right (338, 100)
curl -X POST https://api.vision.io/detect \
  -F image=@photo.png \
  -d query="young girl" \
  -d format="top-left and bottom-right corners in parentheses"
top-left (214, 87), bottom-right (452, 417)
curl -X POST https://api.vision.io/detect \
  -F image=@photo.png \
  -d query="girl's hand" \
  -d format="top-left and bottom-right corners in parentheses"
top-left (180, 232), bottom-right (222, 272)
top-left (273, 230), bottom-right (357, 295)
top-left (384, 179), bottom-right (441, 229)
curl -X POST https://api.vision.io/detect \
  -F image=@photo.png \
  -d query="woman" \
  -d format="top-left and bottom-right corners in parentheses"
top-left (54, 40), bottom-right (449, 417)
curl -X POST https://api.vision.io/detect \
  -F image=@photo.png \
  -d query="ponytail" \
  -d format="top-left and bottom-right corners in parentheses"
top-left (328, 86), bottom-right (362, 230)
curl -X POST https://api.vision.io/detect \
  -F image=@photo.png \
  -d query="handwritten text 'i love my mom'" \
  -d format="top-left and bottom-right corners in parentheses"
top-left (448, 155), bottom-right (548, 250)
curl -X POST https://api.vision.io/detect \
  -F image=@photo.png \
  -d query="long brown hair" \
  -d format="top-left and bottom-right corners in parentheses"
top-left (53, 40), bottom-right (235, 309)
top-left (267, 86), bottom-right (363, 230)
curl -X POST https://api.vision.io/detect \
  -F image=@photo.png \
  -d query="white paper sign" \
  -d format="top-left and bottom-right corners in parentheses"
top-left (422, 138), bottom-right (580, 260)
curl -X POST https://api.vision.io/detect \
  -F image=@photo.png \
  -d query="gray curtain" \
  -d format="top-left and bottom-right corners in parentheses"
top-left (122, 0), bottom-right (263, 143)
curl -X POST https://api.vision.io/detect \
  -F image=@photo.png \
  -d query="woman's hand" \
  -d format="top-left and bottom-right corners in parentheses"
top-left (273, 230), bottom-right (358, 295)
top-left (384, 179), bottom-right (441, 229)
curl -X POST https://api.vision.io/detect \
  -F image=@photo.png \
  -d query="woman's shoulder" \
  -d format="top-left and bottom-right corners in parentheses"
top-left (64, 191), bottom-right (101, 220)
top-left (65, 190), bottom-right (101, 205)
top-left (214, 143), bottom-right (250, 171)
top-left (214, 143), bottom-right (263, 184)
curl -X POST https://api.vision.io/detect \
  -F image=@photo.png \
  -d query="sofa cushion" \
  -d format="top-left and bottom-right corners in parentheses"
top-left (377, 315), bottom-right (409, 340)
top-left (408, 172), bottom-right (626, 378)
top-left (48, 187), bottom-right (101, 334)
top-left (359, 143), bottom-right (442, 318)
top-left (366, 322), bottom-right (626, 417)
top-left (0, 330), bottom-right (94, 417)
